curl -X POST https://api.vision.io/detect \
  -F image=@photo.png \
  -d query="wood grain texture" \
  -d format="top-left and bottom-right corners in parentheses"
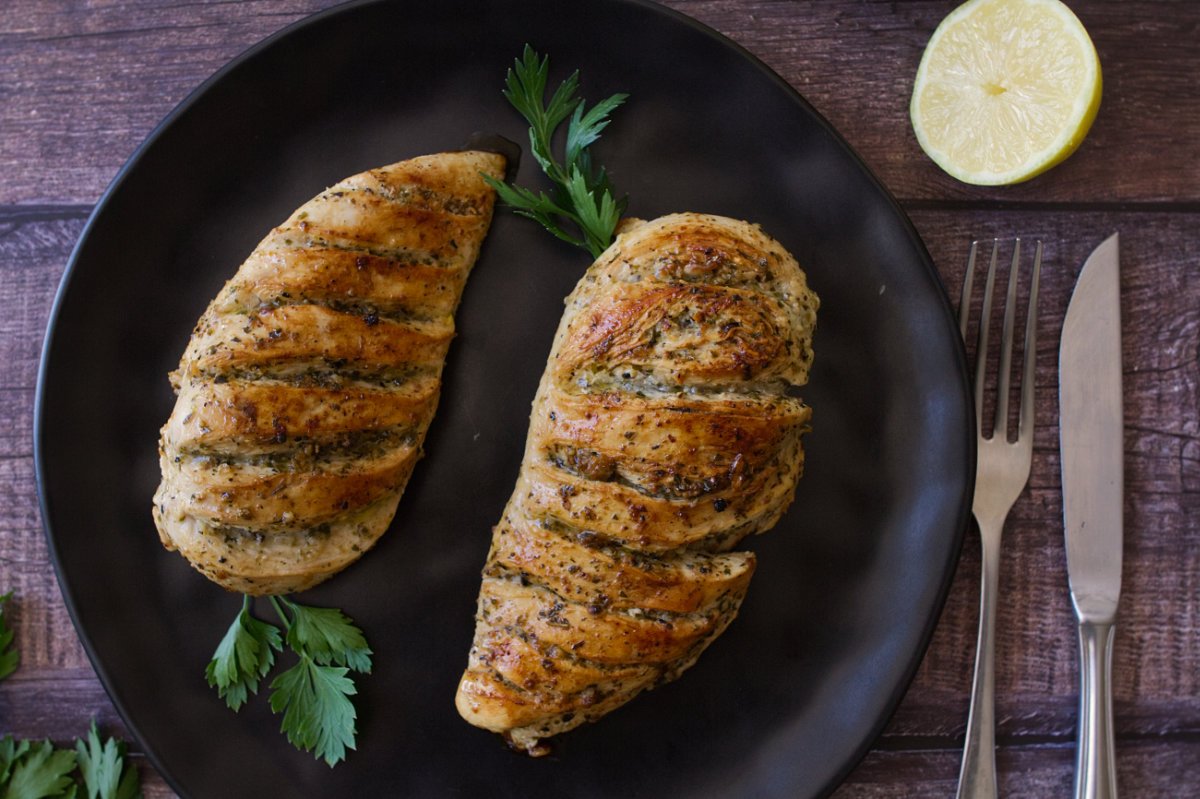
top-left (831, 740), bottom-right (1200, 798)
top-left (2, 1), bottom-right (1198, 797)
top-left (2, 1), bottom-right (1199, 206)
top-left (672, 0), bottom-right (1200, 205)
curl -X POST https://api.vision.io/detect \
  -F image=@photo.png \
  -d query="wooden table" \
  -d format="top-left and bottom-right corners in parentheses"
top-left (2, 1), bottom-right (1196, 796)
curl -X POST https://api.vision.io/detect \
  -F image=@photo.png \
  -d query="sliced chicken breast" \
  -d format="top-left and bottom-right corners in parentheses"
top-left (153, 150), bottom-right (505, 595)
top-left (456, 212), bottom-right (819, 753)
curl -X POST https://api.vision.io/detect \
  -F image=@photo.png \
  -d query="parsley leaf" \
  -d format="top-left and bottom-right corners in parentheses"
top-left (0, 738), bottom-right (31, 785)
top-left (2, 740), bottom-right (76, 799)
top-left (205, 596), bottom-right (282, 711)
top-left (200, 595), bottom-right (370, 766)
top-left (490, 181), bottom-right (590, 250)
top-left (268, 656), bottom-right (358, 768)
top-left (488, 45), bottom-right (629, 258)
top-left (0, 591), bottom-right (19, 682)
top-left (566, 167), bottom-right (623, 258)
top-left (74, 722), bottom-right (141, 799)
top-left (275, 598), bottom-right (372, 674)
top-left (0, 727), bottom-right (139, 799)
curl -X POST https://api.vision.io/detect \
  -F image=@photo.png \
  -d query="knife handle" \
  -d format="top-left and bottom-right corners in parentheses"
top-left (1075, 620), bottom-right (1118, 799)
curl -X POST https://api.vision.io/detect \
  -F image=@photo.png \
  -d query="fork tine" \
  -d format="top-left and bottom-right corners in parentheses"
top-left (994, 239), bottom-right (1022, 441)
top-left (973, 240), bottom-right (1000, 434)
top-left (1018, 240), bottom-right (1043, 440)
top-left (959, 240), bottom-right (978, 341)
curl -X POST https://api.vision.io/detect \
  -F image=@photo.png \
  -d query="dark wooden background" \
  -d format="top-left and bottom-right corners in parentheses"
top-left (1, 1), bottom-right (1196, 796)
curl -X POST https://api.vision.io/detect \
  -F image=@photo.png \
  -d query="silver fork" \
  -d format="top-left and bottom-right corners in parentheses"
top-left (955, 238), bottom-right (1043, 799)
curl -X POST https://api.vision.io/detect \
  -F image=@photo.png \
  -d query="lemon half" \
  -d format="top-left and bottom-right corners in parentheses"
top-left (911, 0), bottom-right (1102, 185)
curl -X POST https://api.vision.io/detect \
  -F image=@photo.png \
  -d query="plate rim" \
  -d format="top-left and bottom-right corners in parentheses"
top-left (33, 1), bottom-right (975, 796)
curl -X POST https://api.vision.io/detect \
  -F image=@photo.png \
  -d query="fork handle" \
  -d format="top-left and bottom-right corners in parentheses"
top-left (956, 526), bottom-right (1001, 799)
top-left (1075, 620), bottom-right (1118, 799)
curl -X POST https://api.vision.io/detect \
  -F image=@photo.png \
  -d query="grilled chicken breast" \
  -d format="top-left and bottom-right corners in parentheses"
top-left (153, 151), bottom-right (505, 595)
top-left (455, 212), bottom-right (819, 753)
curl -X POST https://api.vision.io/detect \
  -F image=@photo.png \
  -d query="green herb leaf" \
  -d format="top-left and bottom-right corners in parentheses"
top-left (494, 45), bottom-right (629, 258)
top-left (484, 177), bottom-right (588, 250)
top-left (566, 167), bottom-right (623, 258)
top-left (0, 737), bottom-right (31, 786)
top-left (268, 655), bottom-right (358, 767)
top-left (199, 595), bottom-right (371, 766)
top-left (276, 599), bottom-right (372, 674)
top-left (112, 770), bottom-right (138, 799)
top-left (74, 722), bottom-right (141, 799)
top-left (502, 46), bottom-right (579, 185)
top-left (2, 740), bottom-right (76, 799)
top-left (205, 596), bottom-right (282, 711)
top-left (565, 93), bottom-right (628, 172)
top-left (0, 591), bottom-right (19, 682)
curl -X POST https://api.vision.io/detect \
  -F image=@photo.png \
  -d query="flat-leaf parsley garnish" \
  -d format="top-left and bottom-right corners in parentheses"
top-left (0, 722), bottom-right (141, 799)
top-left (205, 594), bottom-right (282, 711)
top-left (75, 721), bottom-right (142, 799)
top-left (485, 45), bottom-right (629, 258)
top-left (205, 596), bottom-right (372, 767)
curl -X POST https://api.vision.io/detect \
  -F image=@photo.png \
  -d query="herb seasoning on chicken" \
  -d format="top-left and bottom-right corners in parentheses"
top-left (153, 151), bottom-right (505, 595)
top-left (455, 213), bottom-right (819, 753)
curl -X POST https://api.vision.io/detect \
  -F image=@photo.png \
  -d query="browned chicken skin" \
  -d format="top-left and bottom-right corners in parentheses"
top-left (153, 151), bottom-right (505, 595)
top-left (456, 213), bottom-right (819, 753)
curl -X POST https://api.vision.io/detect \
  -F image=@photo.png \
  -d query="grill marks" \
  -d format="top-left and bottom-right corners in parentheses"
top-left (462, 573), bottom-right (749, 735)
top-left (479, 577), bottom-right (729, 666)
top-left (169, 375), bottom-right (438, 448)
top-left (554, 282), bottom-right (797, 390)
top-left (283, 186), bottom-right (485, 265)
top-left (457, 214), bottom-right (820, 753)
top-left (197, 362), bottom-right (433, 391)
top-left (154, 150), bottom-right (505, 595)
top-left (183, 427), bottom-right (415, 471)
top-left (485, 514), bottom-right (755, 616)
top-left (177, 442), bottom-right (420, 529)
top-left (183, 302), bottom-right (456, 378)
top-left (538, 390), bottom-right (807, 503)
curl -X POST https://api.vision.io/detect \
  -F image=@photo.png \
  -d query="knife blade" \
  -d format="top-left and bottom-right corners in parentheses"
top-left (1061, 232), bottom-right (1124, 621)
top-left (1059, 232), bottom-right (1123, 799)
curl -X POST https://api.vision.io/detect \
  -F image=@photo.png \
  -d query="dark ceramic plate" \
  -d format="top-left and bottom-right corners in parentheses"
top-left (35, 1), bottom-right (972, 796)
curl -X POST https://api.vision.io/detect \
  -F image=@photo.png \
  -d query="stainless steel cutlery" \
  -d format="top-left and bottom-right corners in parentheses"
top-left (956, 238), bottom-right (1043, 799)
top-left (955, 234), bottom-right (1123, 799)
top-left (1059, 233), bottom-right (1124, 799)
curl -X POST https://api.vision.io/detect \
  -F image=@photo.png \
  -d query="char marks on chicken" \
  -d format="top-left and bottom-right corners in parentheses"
top-left (456, 213), bottom-right (819, 753)
top-left (153, 151), bottom-right (505, 595)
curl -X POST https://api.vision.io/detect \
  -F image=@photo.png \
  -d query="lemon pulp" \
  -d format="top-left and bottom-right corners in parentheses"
top-left (910, 0), bottom-right (1102, 185)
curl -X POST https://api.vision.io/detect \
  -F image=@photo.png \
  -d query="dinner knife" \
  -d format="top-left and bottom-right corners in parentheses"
top-left (1059, 232), bottom-right (1123, 799)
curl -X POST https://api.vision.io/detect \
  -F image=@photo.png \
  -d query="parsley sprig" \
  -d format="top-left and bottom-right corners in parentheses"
top-left (0, 722), bottom-right (142, 799)
top-left (2, 740), bottom-right (75, 799)
top-left (206, 596), bottom-right (372, 767)
top-left (0, 591), bottom-right (17, 682)
top-left (486, 45), bottom-right (629, 257)
top-left (205, 595), bottom-right (281, 711)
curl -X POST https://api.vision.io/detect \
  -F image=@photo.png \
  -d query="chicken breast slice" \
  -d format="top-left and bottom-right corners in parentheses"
top-left (456, 213), bottom-right (818, 753)
top-left (153, 150), bottom-right (505, 595)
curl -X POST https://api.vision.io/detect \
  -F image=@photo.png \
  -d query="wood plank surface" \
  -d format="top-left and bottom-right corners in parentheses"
top-left (2, 1), bottom-right (1197, 797)
top-left (2, 1), bottom-right (1199, 206)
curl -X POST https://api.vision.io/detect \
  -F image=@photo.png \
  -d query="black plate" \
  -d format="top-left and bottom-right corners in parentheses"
top-left (35, 1), bottom-right (972, 796)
